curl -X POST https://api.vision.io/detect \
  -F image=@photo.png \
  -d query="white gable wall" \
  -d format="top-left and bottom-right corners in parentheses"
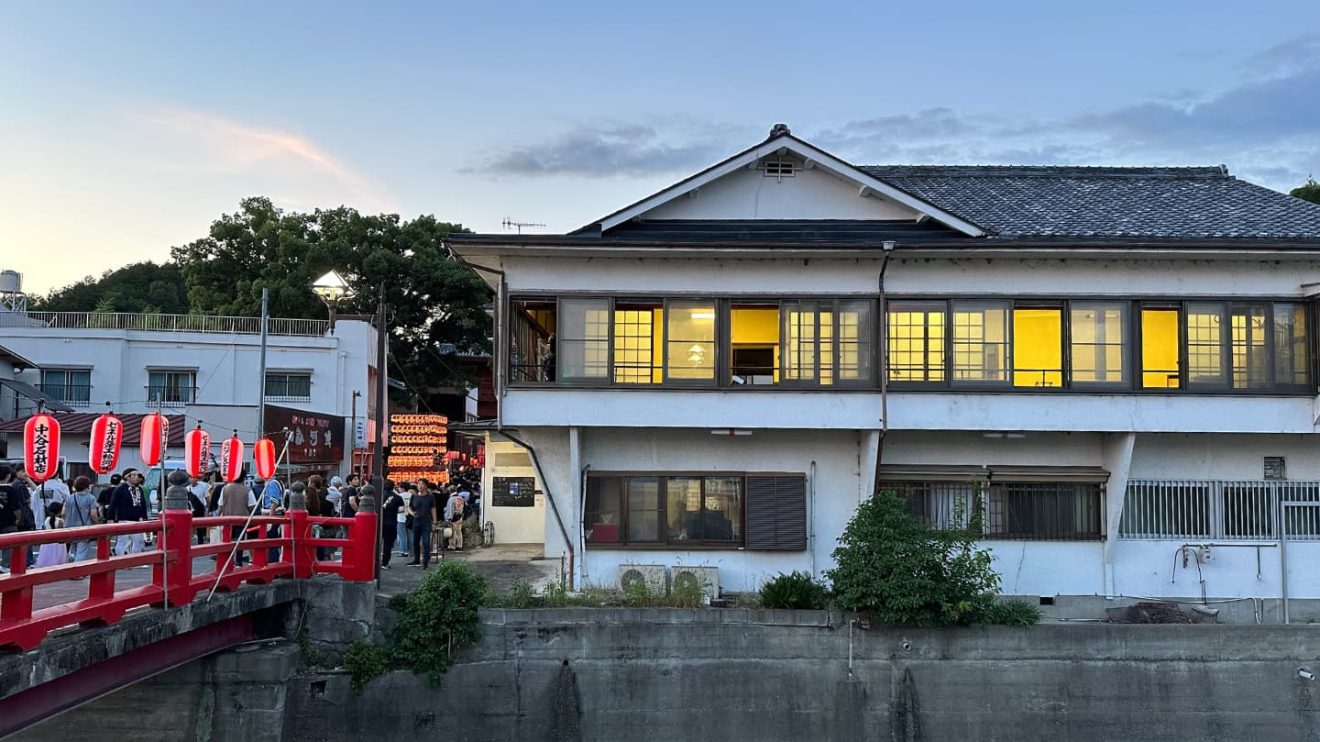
top-left (642, 165), bottom-right (921, 221)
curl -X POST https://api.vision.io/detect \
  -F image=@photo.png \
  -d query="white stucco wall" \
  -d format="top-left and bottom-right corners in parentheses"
top-left (644, 166), bottom-right (920, 221)
top-left (481, 437), bottom-right (546, 545)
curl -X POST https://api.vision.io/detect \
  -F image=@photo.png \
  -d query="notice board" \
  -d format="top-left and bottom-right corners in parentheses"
top-left (492, 476), bottom-right (537, 507)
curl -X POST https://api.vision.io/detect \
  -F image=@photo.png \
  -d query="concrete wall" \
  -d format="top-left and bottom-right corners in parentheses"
top-left (286, 609), bottom-right (1320, 742)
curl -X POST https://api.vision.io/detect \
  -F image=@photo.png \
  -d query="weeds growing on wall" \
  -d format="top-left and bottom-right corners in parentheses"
top-left (827, 490), bottom-right (1002, 627)
top-left (339, 561), bottom-right (489, 693)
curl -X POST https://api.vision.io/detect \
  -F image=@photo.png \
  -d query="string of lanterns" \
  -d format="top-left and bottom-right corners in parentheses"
top-left (22, 405), bottom-right (280, 484)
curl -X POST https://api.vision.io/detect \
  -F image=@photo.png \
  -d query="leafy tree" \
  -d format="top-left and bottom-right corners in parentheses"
top-left (32, 261), bottom-right (189, 314)
top-left (171, 197), bottom-right (491, 392)
top-left (826, 490), bottom-right (1000, 627)
top-left (1292, 179), bottom-right (1320, 205)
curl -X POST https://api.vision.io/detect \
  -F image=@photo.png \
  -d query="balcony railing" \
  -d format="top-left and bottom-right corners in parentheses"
top-left (147, 385), bottom-right (198, 405)
top-left (0, 311), bottom-right (329, 337)
top-left (1121, 480), bottom-right (1320, 540)
top-left (37, 383), bottom-right (92, 407)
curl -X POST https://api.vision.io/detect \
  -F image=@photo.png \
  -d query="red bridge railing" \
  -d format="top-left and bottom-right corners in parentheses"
top-left (0, 508), bottom-right (378, 651)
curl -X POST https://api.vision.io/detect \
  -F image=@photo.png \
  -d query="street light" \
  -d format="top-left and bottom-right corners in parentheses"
top-left (312, 270), bottom-right (353, 333)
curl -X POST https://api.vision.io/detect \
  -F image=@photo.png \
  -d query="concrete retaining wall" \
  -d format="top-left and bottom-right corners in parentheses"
top-left (20, 607), bottom-right (1320, 741)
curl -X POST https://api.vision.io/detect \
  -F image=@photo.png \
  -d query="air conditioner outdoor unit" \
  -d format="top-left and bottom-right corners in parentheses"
top-left (671, 565), bottom-right (719, 604)
top-left (617, 564), bottom-right (668, 594)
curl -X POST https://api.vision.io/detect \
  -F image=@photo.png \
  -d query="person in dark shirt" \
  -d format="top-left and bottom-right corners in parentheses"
top-left (107, 468), bottom-right (150, 555)
top-left (0, 465), bottom-right (22, 571)
top-left (407, 480), bottom-right (438, 569)
top-left (341, 474), bottom-right (361, 517)
top-left (380, 484), bottom-right (404, 569)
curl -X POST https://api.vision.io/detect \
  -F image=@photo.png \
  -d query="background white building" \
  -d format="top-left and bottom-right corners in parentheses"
top-left (0, 309), bottom-right (379, 484)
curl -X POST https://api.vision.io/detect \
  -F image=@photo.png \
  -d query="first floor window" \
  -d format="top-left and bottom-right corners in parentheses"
top-left (148, 370), bottom-right (196, 404)
top-left (39, 368), bottom-right (91, 406)
top-left (886, 476), bottom-right (1104, 541)
top-left (586, 472), bottom-right (801, 549)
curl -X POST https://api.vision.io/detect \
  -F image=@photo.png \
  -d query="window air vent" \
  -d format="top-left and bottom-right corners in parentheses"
top-left (1264, 456), bottom-right (1286, 480)
top-left (762, 159), bottom-right (797, 178)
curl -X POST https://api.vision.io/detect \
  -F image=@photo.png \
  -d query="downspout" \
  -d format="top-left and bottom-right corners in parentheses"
top-left (447, 244), bottom-right (575, 586)
top-left (871, 240), bottom-right (896, 497)
top-left (501, 428), bottom-right (575, 589)
top-left (809, 460), bottom-right (817, 578)
top-left (580, 464), bottom-right (591, 585)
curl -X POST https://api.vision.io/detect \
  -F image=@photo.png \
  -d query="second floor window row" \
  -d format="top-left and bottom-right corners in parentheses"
top-left (509, 296), bottom-right (1313, 393)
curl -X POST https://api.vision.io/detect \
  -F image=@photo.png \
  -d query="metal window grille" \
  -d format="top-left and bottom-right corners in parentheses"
top-left (886, 480), bottom-right (1103, 541)
top-left (1120, 480), bottom-right (1320, 540)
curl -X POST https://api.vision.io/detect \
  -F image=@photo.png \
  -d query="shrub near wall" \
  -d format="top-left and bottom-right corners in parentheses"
top-left (826, 491), bottom-right (1001, 627)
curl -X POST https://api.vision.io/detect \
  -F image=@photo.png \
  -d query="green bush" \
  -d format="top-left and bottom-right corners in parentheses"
top-left (760, 571), bottom-right (829, 610)
top-left (668, 577), bottom-right (705, 609)
top-left (509, 579), bottom-right (535, 609)
top-left (826, 490), bottom-right (1001, 627)
top-left (389, 560), bottom-right (488, 686)
top-left (974, 599), bottom-right (1041, 626)
top-left (343, 639), bottom-right (391, 692)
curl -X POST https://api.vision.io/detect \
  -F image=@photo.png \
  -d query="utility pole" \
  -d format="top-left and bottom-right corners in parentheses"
top-left (372, 284), bottom-right (387, 581)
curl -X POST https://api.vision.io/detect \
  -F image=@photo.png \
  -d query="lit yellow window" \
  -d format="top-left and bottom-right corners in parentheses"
top-left (887, 304), bottom-right (945, 382)
top-left (1070, 303), bottom-right (1125, 385)
top-left (613, 304), bottom-right (663, 384)
top-left (1012, 307), bottom-right (1063, 387)
top-left (666, 301), bottom-right (716, 381)
top-left (730, 306), bottom-right (779, 385)
top-left (1140, 307), bottom-right (1180, 388)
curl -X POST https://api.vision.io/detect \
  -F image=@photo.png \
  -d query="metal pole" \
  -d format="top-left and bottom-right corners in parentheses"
top-left (1279, 489), bottom-right (1290, 624)
top-left (372, 284), bottom-right (387, 583)
top-left (257, 288), bottom-right (269, 444)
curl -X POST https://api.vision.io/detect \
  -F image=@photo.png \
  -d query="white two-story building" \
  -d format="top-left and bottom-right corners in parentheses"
top-left (0, 310), bottom-right (379, 484)
top-left (449, 124), bottom-right (1320, 614)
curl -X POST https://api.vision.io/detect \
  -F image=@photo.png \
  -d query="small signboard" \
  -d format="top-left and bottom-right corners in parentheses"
top-left (492, 476), bottom-right (537, 507)
top-left (263, 405), bottom-right (346, 464)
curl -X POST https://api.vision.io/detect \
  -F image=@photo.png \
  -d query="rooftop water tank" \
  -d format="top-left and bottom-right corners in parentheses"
top-left (0, 270), bottom-right (20, 294)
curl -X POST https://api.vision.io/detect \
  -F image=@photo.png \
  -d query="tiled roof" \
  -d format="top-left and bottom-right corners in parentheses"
top-left (0, 413), bottom-right (185, 446)
top-left (859, 165), bottom-right (1320, 240)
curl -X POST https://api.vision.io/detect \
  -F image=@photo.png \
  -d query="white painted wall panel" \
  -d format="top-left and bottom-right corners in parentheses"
top-left (643, 166), bottom-right (919, 221)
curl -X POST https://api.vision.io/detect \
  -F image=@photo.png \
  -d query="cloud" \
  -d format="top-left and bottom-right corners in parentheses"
top-left (465, 121), bottom-right (743, 178)
top-left (139, 108), bottom-right (396, 211)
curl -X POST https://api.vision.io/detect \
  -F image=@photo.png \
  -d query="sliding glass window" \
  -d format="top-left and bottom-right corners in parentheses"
top-left (784, 300), bottom-right (873, 386)
top-left (952, 301), bottom-right (1009, 385)
top-left (1070, 302), bottom-right (1126, 386)
top-left (1185, 302), bottom-right (1228, 388)
top-left (887, 302), bottom-right (946, 383)
top-left (613, 301), bottom-right (663, 384)
top-left (1140, 305), bottom-right (1181, 389)
top-left (1012, 305), bottom-right (1063, 388)
top-left (558, 298), bottom-right (610, 382)
top-left (1274, 303), bottom-right (1310, 389)
top-left (665, 301), bottom-right (717, 382)
top-left (1230, 304), bottom-right (1270, 389)
top-left (730, 303), bottom-right (780, 385)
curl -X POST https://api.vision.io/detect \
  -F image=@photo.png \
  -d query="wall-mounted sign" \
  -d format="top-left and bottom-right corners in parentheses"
top-left (493, 476), bottom-right (537, 507)
top-left (264, 405), bottom-right (346, 464)
top-left (387, 413), bottom-right (448, 484)
top-left (353, 418), bottom-right (367, 449)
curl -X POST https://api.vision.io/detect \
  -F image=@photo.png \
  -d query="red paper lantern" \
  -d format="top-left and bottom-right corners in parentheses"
top-left (220, 435), bottom-right (244, 483)
top-left (140, 413), bottom-right (168, 468)
top-left (253, 438), bottom-right (277, 480)
top-left (89, 413), bottom-right (123, 475)
top-left (24, 412), bottom-right (61, 483)
top-left (184, 426), bottom-right (211, 478)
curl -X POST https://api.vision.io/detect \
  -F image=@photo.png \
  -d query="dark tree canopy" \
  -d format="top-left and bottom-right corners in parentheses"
top-left (33, 261), bottom-right (189, 314)
top-left (1292, 179), bottom-right (1320, 205)
top-left (170, 197), bottom-right (491, 392)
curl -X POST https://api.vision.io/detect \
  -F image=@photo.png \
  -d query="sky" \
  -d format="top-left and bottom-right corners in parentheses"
top-left (3, 1), bottom-right (1320, 296)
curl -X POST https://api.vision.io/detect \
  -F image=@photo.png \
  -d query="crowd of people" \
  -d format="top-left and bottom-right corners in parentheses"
top-left (0, 462), bottom-right (485, 574)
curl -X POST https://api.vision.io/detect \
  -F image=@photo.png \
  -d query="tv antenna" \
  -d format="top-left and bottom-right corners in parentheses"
top-left (502, 217), bottom-right (546, 234)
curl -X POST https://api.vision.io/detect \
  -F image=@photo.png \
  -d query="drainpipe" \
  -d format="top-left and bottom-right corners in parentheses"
top-left (809, 460), bottom-right (817, 578)
top-left (498, 428), bottom-right (575, 589)
top-left (871, 240), bottom-right (896, 496)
